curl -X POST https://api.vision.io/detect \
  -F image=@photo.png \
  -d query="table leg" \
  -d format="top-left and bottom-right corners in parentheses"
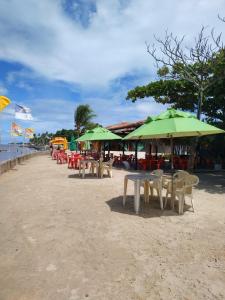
top-left (159, 185), bottom-right (163, 210)
top-left (134, 180), bottom-right (140, 214)
top-left (91, 163), bottom-right (94, 175)
top-left (171, 181), bottom-right (175, 210)
top-left (82, 164), bottom-right (85, 179)
top-left (79, 162), bottom-right (81, 176)
top-left (144, 181), bottom-right (149, 203)
top-left (123, 177), bottom-right (128, 206)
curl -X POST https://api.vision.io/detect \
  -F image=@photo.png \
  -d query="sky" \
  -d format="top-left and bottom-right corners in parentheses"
top-left (0, 0), bottom-right (225, 143)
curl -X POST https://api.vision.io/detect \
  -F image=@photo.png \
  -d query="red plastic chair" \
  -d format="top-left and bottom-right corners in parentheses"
top-left (138, 159), bottom-right (147, 170)
top-left (57, 151), bottom-right (68, 164)
top-left (52, 150), bottom-right (59, 160)
top-left (179, 158), bottom-right (188, 170)
top-left (68, 154), bottom-right (81, 169)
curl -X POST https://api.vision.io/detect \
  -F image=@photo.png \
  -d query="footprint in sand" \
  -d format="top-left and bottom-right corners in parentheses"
top-left (46, 264), bottom-right (57, 272)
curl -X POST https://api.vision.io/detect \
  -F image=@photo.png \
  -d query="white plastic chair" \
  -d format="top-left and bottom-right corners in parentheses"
top-left (142, 169), bottom-right (164, 210)
top-left (149, 169), bottom-right (164, 196)
top-left (164, 170), bottom-right (189, 209)
top-left (99, 158), bottom-right (114, 178)
top-left (175, 174), bottom-right (199, 214)
top-left (90, 161), bottom-right (100, 177)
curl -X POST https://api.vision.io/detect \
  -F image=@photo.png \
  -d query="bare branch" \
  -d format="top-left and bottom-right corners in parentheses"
top-left (218, 14), bottom-right (225, 22)
top-left (211, 28), bottom-right (224, 49)
top-left (146, 26), bottom-right (221, 119)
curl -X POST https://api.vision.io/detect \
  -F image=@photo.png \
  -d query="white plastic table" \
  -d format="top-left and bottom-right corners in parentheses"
top-left (79, 159), bottom-right (99, 178)
top-left (123, 173), bottom-right (163, 214)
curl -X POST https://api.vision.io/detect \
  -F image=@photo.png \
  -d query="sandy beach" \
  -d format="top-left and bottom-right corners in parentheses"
top-left (0, 154), bottom-right (225, 300)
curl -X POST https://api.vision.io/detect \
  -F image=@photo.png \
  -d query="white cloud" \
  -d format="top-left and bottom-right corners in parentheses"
top-left (0, 82), bottom-right (8, 95)
top-left (0, 0), bottom-right (224, 86)
top-left (0, 94), bottom-right (166, 135)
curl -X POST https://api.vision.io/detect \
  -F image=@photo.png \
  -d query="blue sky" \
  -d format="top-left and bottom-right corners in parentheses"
top-left (0, 0), bottom-right (224, 143)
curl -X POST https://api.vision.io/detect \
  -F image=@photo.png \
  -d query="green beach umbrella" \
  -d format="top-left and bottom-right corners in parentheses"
top-left (76, 126), bottom-right (122, 142)
top-left (69, 136), bottom-right (76, 151)
top-left (124, 109), bottom-right (224, 140)
top-left (124, 108), bottom-right (224, 169)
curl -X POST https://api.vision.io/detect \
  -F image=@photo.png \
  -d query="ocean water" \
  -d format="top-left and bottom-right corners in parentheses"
top-left (0, 144), bottom-right (37, 163)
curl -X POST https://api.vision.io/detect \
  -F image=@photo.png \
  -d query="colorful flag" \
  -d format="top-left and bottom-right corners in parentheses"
top-left (0, 95), bottom-right (11, 112)
top-left (25, 128), bottom-right (34, 139)
top-left (15, 104), bottom-right (33, 120)
top-left (11, 122), bottom-right (23, 136)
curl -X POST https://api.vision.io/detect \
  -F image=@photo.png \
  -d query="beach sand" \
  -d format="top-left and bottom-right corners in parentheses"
top-left (0, 154), bottom-right (225, 300)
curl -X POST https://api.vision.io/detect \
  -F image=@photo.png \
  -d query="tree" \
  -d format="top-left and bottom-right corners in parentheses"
top-left (30, 131), bottom-right (52, 146)
top-left (54, 129), bottom-right (77, 141)
top-left (127, 49), bottom-right (225, 129)
top-left (205, 49), bottom-right (225, 128)
top-left (74, 104), bottom-right (96, 137)
top-left (145, 27), bottom-right (218, 119)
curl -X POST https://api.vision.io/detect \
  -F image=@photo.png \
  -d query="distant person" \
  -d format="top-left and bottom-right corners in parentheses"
top-left (49, 143), bottom-right (53, 156)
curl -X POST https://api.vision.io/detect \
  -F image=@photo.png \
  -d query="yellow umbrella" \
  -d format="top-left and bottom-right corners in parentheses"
top-left (0, 96), bottom-right (11, 111)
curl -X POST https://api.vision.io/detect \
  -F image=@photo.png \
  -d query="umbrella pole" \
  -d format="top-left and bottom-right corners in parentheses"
top-left (108, 141), bottom-right (110, 158)
top-left (100, 142), bottom-right (103, 158)
top-left (155, 141), bottom-right (158, 159)
top-left (135, 141), bottom-right (138, 170)
top-left (149, 143), bottom-right (152, 156)
top-left (170, 137), bottom-right (174, 170)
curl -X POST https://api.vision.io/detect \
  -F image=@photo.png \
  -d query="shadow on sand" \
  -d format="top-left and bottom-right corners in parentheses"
top-left (68, 173), bottom-right (100, 180)
top-left (195, 172), bottom-right (225, 194)
top-left (68, 173), bottom-right (111, 180)
top-left (106, 195), bottom-right (193, 218)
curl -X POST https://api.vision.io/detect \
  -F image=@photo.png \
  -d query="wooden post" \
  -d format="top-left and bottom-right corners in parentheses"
top-left (149, 143), bottom-right (152, 156)
top-left (108, 141), bottom-right (110, 157)
top-left (122, 141), bottom-right (125, 155)
top-left (155, 143), bottom-right (158, 159)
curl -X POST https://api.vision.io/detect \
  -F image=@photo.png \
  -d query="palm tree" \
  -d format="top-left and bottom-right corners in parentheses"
top-left (74, 104), bottom-right (96, 136)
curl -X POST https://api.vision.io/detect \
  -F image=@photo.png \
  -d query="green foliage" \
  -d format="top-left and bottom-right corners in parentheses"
top-left (30, 129), bottom-right (77, 146)
top-left (74, 104), bottom-right (96, 136)
top-left (157, 66), bottom-right (169, 77)
top-left (30, 132), bottom-right (53, 146)
top-left (54, 129), bottom-right (77, 141)
top-left (85, 122), bottom-right (101, 131)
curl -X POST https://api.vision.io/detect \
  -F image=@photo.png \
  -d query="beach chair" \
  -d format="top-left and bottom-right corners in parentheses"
top-left (68, 153), bottom-right (81, 169)
top-left (141, 169), bottom-right (164, 210)
top-left (99, 158), bottom-right (114, 178)
top-left (149, 169), bottom-right (164, 195)
top-left (52, 150), bottom-right (59, 160)
top-left (163, 170), bottom-right (189, 209)
top-left (57, 151), bottom-right (67, 164)
top-left (174, 174), bottom-right (199, 214)
top-left (90, 160), bottom-right (100, 177)
top-left (138, 159), bottom-right (147, 170)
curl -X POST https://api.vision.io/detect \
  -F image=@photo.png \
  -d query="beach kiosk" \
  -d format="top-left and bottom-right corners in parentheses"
top-left (50, 137), bottom-right (68, 150)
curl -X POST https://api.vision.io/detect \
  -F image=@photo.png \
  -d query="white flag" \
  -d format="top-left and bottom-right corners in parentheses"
top-left (15, 104), bottom-right (33, 120)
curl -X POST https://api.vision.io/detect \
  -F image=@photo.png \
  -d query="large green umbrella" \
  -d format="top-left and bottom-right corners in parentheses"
top-left (69, 135), bottom-right (76, 151)
top-left (124, 109), bottom-right (224, 139)
top-left (124, 108), bottom-right (224, 169)
top-left (76, 126), bottom-right (122, 142)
